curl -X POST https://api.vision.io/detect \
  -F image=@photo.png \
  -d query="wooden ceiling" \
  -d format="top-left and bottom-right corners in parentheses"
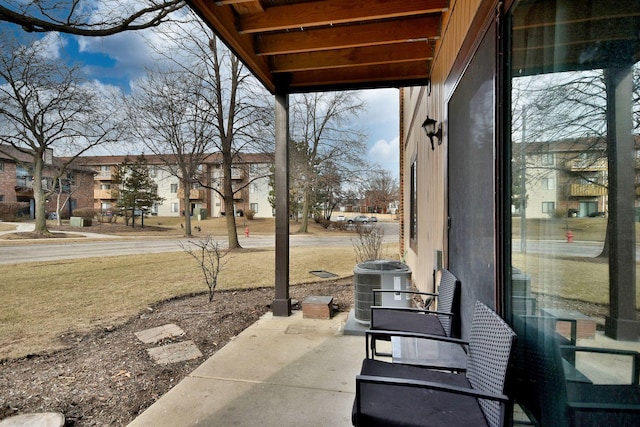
top-left (186, 0), bottom-right (447, 94)
top-left (512, 0), bottom-right (640, 76)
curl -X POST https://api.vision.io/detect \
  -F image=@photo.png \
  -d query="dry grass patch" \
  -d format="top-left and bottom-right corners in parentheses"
top-left (512, 252), bottom-right (640, 306)
top-left (0, 246), bottom-right (357, 360)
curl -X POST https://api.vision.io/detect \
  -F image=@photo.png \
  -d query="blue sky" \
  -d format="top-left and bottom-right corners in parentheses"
top-left (3, 19), bottom-right (400, 179)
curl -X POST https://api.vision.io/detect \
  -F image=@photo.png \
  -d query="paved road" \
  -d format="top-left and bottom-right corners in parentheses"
top-left (513, 239), bottom-right (640, 261)
top-left (0, 222), bottom-right (400, 265)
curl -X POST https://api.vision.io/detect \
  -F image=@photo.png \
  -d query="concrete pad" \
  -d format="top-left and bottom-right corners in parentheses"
top-left (128, 376), bottom-right (354, 427)
top-left (128, 310), bottom-right (364, 427)
top-left (343, 309), bottom-right (369, 336)
top-left (190, 312), bottom-right (347, 381)
top-left (147, 340), bottom-right (203, 365)
top-left (135, 323), bottom-right (185, 344)
top-left (0, 412), bottom-right (65, 427)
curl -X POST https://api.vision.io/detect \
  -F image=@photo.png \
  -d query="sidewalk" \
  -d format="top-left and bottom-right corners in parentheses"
top-left (0, 222), bottom-right (119, 239)
top-left (128, 311), bottom-right (364, 427)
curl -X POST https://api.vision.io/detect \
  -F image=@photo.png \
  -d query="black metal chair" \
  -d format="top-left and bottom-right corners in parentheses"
top-left (353, 301), bottom-right (517, 427)
top-left (511, 314), bottom-right (640, 426)
top-left (368, 268), bottom-right (460, 356)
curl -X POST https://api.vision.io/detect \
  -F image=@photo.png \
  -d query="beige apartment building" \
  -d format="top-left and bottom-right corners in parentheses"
top-left (72, 153), bottom-right (274, 218)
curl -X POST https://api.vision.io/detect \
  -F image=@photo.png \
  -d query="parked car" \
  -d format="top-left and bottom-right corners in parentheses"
top-left (348, 215), bottom-right (370, 224)
top-left (369, 215), bottom-right (378, 222)
top-left (335, 214), bottom-right (346, 221)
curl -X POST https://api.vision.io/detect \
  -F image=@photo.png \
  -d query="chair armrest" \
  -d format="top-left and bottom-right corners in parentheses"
top-left (356, 374), bottom-right (510, 403)
top-left (568, 401), bottom-right (640, 411)
top-left (371, 305), bottom-right (454, 318)
top-left (559, 345), bottom-right (640, 384)
top-left (364, 329), bottom-right (467, 359)
top-left (373, 289), bottom-right (437, 307)
top-left (523, 315), bottom-right (578, 345)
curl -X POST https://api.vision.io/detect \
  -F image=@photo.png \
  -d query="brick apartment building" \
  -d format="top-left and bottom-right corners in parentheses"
top-left (0, 144), bottom-right (94, 219)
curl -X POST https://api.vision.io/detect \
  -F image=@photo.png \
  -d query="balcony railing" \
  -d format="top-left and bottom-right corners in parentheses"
top-left (15, 176), bottom-right (52, 190)
top-left (566, 158), bottom-right (607, 171)
top-left (95, 189), bottom-right (114, 199)
top-left (177, 188), bottom-right (205, 200)
top-left (570, 183), bottom-right (608, 197)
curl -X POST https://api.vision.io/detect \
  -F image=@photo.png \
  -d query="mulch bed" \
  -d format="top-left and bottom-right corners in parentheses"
top-left (0, 280), bottom-right (354, 426)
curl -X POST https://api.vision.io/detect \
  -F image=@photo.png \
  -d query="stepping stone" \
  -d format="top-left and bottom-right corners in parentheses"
top-left (0, 412), bottom-right (65, 427)
top-left (135, 323), bottom-right (185, 344)
top-left (146, 340), bottom-right (203, 365)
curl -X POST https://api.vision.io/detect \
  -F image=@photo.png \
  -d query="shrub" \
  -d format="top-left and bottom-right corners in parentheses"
top-left (351, 224), bottom-right (385, 263)
top-left (245, 209), bottom-right (256, 220)
top-left (333, 220), bottom-right (349, 231)
top-left (318, 218), bottom-right (331, 229)
top-left (72, 207), bottom-right (99, 220)
top-left (0, 202), bottom-right (29, 221)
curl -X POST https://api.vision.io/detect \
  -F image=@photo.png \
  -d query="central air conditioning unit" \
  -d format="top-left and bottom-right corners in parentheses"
top-left (353, 260), bottom-right (412, 325)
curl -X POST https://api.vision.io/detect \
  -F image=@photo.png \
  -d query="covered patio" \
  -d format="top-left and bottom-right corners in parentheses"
top-left (186, 0), bottom-right (448, 316)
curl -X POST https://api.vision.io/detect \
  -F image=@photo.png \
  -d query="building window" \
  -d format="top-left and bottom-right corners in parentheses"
top-left (542, 177), bottom-right (555, 190)
top-left (0, 195), bottom-right (4, 201)
top-left (541, 201), bottom-right (555, 214)
top-left (149, 165), bottom-right (157, 177)
top-left (100, 184), bottom-right (111, 190)
top-left (409, 159), bottom-right (417, 245)
top-left (171, 202), bottom-right (179, 213)
top-left (170, 183), bottom-right (178, 193)
top-left (540, 153), bottom-right (554, 166)
top-left (250, 203), bottom-right (258, 213)
top-left (0, 161), bottom-right (4, 172)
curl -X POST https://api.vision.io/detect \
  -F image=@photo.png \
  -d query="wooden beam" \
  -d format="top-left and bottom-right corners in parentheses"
top-left (288, 60), bottom-right (429, 90)
top-left (271, 42), bottom-right (432, 73)
top-left (257, 16), bottom-right (440, 55)
top-left (216, 0), bottom-right (259, 4)
top-left (229, 0), bottom-right (264, 15)
top-left (188, 0), bottom-right (275, 92)
top-left (238, 0), bottom-right (447, 34)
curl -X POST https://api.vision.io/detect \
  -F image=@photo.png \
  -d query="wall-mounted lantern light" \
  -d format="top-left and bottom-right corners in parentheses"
top-left (421, 116), bottom-right (443, 150)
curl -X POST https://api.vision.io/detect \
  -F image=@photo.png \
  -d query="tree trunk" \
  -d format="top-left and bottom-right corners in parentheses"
top-left (32, 156), bottom-right (49, 234)
top-left (182, 179), bottom-right (192, 237)
top-left (298, 188), bottom-right (310, 233)
top-left (224, 195), bottom-right (240, 249)
top-left (222, 149), bottom-right (241, 249)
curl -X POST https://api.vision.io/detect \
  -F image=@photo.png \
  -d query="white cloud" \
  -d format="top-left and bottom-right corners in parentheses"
top-left (358, 88), bottom-right (400, 178)
top-left (369, 136), bottom-right (399, 178)
top-left (32, 32), bottom-right (67, 60)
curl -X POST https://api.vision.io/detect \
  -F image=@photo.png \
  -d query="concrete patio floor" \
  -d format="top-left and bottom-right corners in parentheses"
top-left (128, 310), bottom-right (364, 427)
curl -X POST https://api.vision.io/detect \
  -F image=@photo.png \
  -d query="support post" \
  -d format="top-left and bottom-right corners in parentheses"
top-left (604, 66), bottom-right (639, 340)
top-left (273, 93), bottom-right (291, 316)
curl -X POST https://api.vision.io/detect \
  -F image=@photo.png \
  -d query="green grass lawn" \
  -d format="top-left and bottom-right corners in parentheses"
top-left (0, 245), bottom-right (364, 360)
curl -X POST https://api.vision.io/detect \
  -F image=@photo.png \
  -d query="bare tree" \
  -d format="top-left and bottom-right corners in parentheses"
top-left (0, 36), bottom-right (122, 234)
top-left (0, 0), bottom-right (185, 36)
top-left (290, 92), bottom-right (368, 233)
top-left (128, 67), bottom-right (217, 237)
top-left (133, 15), bottom-right (273, 246)
top-left (365, 169), bottom-right (398, 214)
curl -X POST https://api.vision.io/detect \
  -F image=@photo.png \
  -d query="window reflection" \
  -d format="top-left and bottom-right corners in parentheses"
top-left (508, 0), bottom-right (639, 425)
